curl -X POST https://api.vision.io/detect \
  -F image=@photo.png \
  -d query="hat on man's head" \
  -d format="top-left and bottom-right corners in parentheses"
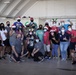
top-left (30, 17), bottom-right (34, 21)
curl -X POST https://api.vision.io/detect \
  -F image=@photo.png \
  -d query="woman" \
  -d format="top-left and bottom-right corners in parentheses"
top-left (49, 31), bottom-right (59, 59)
top-left (0, 23), bottom-right (8, 59)
top-left (0, 24), bottom-right (2, 59)
top-left (59, 26), bottom-right (70, 61)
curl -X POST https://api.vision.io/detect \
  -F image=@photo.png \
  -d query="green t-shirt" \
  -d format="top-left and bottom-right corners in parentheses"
top-left (36, 30), bottom-right (44, 41)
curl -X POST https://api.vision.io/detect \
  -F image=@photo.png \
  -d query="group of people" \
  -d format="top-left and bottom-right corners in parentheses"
top-left (0, 17), bottom-right (76, 65)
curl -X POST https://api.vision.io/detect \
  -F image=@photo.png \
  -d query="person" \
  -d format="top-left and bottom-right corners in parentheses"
top-left (0, 42), bottom-right (2, 59)
top-left (50, 21), bottom-right (59, 33)
top-left (49, 31), bottom-right (59, 59)
top-left (9, 26), bottom-right (17, 46)
top-left (36, 24), bottom-right (44, 42)
top-left (27, 29), bottom-right (35, 58)
top-left (10, 33), bottom-right (23, 63)
top-left (43, 26), bottom-right (51, 59)
top-left (67, 25), bottom-right (76, 64)
top-left (60, 20), bottom-right (73, 31)
top-left (59, 26), bottom-right (70, 61)
top-left (5, 21), bottom-right (11, 55)
top-left (13, 18), bottom-right (24, 32)
top-left (45, 22), bottom-right (51, 32)
top-left (29, 17), bottom-right (37, 31)
top-left (0, 23), bottom-right (8, 59)
top-left (31, 38), bottom-right (44, 62)
top-left (0, 24), bottom-right (2, 59)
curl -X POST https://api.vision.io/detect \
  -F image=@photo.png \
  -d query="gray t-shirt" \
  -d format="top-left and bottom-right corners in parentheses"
top-left (5, 26), bottom-right (11, 39)
top-left (15, 38), bottom-right (22, 53)
top-left (9, 33), bottom-right (17, 46)
top-left (34, 42), bottom-right (44, 54)
top-left (11, 38), bottom-right (22, 54)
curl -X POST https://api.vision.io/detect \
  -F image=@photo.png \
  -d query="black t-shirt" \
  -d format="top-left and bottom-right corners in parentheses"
top-left (49, 33), bottom-right (59, 44)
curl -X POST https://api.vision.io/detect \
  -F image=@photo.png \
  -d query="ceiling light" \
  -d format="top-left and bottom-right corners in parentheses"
top-left (0, 17), bottom-right (6, 19)
top-left (4, 1), bottom-right (10, 3)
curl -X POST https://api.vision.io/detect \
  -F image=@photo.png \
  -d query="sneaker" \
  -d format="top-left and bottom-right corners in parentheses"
top-left (53, 57), bottom-right (55, 59)
top-left (20, 59), bottom-right (25, 62)
top-left (47, 57), bottom-right (51, 60)
top-left (2, 56), bottom-right (6, 59)
top-left (45, 56), bottom-right (48, 59)
top-left (61, 58), bottom-right (66, 61)
top-left (41, 58), bottom-right (44, 62)
top-left (38, 58), bottom-right (44, 63)
top-left (72, 61), bottom-right (76, 65)
top-left (55, 57), bottom-right (58, 59)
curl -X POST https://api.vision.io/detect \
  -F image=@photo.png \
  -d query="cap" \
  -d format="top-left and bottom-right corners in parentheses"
top-left (44, 26), bottom-right (48, 30)
top-left (17, 17), bottom-right (21, 20)
top-left (30, 17), bottom-right (34, 20)
top-left (11, 25), bottom-right (16, 28)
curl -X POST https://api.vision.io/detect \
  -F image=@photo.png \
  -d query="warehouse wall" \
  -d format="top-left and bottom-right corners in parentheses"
top-left (23, 0), bottom-right (76, 18)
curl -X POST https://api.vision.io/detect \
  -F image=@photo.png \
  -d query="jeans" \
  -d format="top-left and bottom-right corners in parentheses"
top-left (60, 42), bottom-right (69, 60)
top-left (52, 44), bottom-right (59, 57)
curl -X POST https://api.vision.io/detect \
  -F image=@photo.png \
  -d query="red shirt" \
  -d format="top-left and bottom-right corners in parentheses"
top-left (51, 26), bottom-right (59, 33)
top-left (43, 31), bottom-right (50, 45)
top-left (46, 26), bottom-right (51, 32)
top-left (67, 30), bottom-right (76, 42)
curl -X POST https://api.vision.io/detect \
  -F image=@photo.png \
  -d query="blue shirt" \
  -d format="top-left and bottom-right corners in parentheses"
top-left (63, 24), bottom-right (70, 31)
top-left (13, 22), bottom-right (23, 31)
top-left (60, 24), bottom-right (70, 31)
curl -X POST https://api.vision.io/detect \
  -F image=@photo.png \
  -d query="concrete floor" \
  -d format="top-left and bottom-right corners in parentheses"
top-left (0, 58), bottom-right (76, 75)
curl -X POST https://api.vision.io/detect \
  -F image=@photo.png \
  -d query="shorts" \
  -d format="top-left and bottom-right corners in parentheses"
top-left (3, 39), bottom-right (10, 46)
top-left (27, 45), bottom-right (34, 53)
top-left (34, 51), bottom-right (43, 61)
top-left (69, 42), bottom-right (76, 50)
top-left (13, 53), bottom-right (21, 61)
top-left (44, 44), bottom-right (51, 52)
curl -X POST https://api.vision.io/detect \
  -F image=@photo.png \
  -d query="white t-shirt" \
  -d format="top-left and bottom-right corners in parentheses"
top-left (0, 29), bottom-right (7, 41)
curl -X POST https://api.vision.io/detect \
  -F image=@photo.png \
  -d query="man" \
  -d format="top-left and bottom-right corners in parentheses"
top-left (31, 38), bottom-right (44, 62)
top-left (36, 24), bottom-right (44, 55)
top-left (10, 34), bottom-right (23, 63)
top-left (67, 25), bottom-right (76, 64)
top-left (5, 21), bottom-right (11, 55)
top-left (13, 18), bottom-right (24, 32)
top-left (50, 21), bottom-right (59, 33)
top-left (45, 22), bottom-right (51, 32)
top-left (43, 26), bottom-right (51, 59)
top-left (36, 24), bottom-right (44, 42)
top-left (60, 20), bottom-right (73, 31)
top-left (29, 17), bottom-right (37, 31)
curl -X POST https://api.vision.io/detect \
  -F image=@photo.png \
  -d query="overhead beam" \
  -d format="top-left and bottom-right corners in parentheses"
top-left (10, 0), bottom-right (37, 18)
top-left (10, 0), bottom-right (31, 17)
top-left (15, 0), bottom-right (37, 17)
top-left (7, 0), bottom-right (24, 17)
top-left (0, 0), bottom-right (13, 16)
top-left (2, 0), bottom-right (22, 16)
top-left (0, 3), bottom-right (7, 14)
